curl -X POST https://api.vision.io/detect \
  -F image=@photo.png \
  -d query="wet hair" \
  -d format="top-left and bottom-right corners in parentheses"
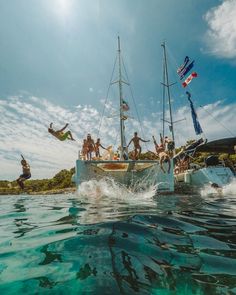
top-left (134, 132), bottom-right (137, 135)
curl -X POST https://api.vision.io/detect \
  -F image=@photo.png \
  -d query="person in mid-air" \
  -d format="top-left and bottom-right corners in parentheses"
top-left (164, 136), bottom-right (175, 156)
top-left (48, 123), bottom-right (75, 141)
top-left (127, 132), bottom-right (150, 160)
top-left (152, 135), bottom-right (170, 173)
top-left (16, 155), bottom-right (31, 189)
top-left (94, 138), bottom-right (107, 158)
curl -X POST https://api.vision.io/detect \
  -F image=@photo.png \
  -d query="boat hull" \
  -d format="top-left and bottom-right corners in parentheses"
top-left (175, 166), bottom-right (235, 192)
top-left (73, 160), bottom-right (174, 193)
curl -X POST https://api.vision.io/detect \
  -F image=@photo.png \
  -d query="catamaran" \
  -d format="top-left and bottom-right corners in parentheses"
top-left (72, 38), bottom-right (175, 193)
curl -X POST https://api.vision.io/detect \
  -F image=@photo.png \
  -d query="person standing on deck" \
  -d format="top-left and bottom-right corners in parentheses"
top-left (127, 132), bottom-right (150, 160)
top-left (94, 138), bottom-right (107, 158)
top-left (48, 123), bottom-right (75, 141)
top-left (86, 134), bottom-right (95, 160)
top-left (16, 155), bottom-right (31, 189)
top-left (81, 139), bottom-right (88, 160)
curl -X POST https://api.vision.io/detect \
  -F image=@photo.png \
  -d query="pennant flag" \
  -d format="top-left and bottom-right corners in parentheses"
top-left (186, 92), bottom-right (203, 135)
top-left (177, 56), bottom-right (190, 74)
top-left (179, 60), bottom-right (194, 80)
top-left (121, 100), bottom-right (129, 111)
top-left (182, 72), bottom-right (198, 88)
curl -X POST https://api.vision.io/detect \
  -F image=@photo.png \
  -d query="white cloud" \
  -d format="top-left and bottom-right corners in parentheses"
top-left (0, 95), bottom-right (235, 180)
top-left (204, 0), bottom-right (236, 58)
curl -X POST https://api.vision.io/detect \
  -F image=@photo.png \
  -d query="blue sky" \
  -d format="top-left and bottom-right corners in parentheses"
top-left (0, 0), bottom-right (236, 179)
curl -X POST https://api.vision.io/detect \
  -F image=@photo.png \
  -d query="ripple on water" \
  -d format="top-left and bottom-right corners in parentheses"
top-left (0, 183), bottom-right (236, 294)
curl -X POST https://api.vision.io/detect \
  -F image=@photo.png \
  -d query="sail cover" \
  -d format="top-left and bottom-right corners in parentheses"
top-left (186, 92), bottom-right (203, 135)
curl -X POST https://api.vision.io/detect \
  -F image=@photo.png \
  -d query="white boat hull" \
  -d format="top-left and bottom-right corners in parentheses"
top-left (73, 160), bottom-right (174, 193)
top-left (175, 166), bottom-right (235, 190)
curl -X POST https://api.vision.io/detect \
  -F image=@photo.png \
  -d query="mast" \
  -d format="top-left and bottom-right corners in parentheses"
top-left (161, 42), bottom-right (175, 142)
top-left (118, 36), bottom-right (126, 159)
top-left (162, 51), bottom-right (166, 138)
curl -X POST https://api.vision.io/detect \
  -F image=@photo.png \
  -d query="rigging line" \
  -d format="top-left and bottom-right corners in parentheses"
top-left (199, 105), bottom-right (235, 137)
top-left (97, 54), bottom-right (118, 138)
top-left (121, 56), bottom-right (149, 151)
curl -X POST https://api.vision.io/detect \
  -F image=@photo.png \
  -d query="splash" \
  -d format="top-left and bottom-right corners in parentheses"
top-left (222, 178), bottom-right (236, 195)
top-left (77, 177), bottom-right (157, 203)
top-left (200, 178), bottom-right (236, 197)
top-left (75, 178), bottom-right (159, 224)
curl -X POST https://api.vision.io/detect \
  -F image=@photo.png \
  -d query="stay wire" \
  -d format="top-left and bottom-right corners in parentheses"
top-left (121, 56), bottom-right (149, 151)
top-left (97, 54), bottom-right (118, 139)
top-left (199, 105), bottom-right (235, 137)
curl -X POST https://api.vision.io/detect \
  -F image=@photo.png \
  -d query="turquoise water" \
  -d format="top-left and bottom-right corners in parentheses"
top-left (0, 179), bottom-right (236, 294)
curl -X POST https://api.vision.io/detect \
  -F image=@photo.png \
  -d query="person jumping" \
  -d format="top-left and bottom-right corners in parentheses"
top-left (48, 123), bottom-right (75, 141)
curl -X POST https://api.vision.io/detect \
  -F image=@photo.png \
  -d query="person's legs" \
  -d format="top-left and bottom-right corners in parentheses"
top-left (58, 131), bottom-right (74, 141)
top-left (167, 158), bottom-right (171, 173)
top-left (17, 177), bottom-right (24, 189)
top-left (134, 148), bottom-right (138, 160)
top-left (160, 157), bottom-right (166, 173)
top-left (67, 131), bottom-right (75, 140)
top-left (138, 147), bottom-right (142, 158)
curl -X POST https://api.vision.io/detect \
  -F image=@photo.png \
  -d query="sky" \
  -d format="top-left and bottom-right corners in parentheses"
top-left (0, 0), bottom-right (236, 180)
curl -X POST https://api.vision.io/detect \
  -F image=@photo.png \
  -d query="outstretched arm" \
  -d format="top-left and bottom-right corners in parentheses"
top-left (100, 144), bottom-right (106, 150)
top-left (58, 123), bottom-right (69, 132)
top-left (21, 154), bottom-right (25, 161)
top-left (152, 135), bottom-right (157, 145)
top-left (140, 138), bottom-right (150, 143)
top-left (127, 138), bottom-right (133, 147)
top-left (160, 133), bottom-right (164, 145)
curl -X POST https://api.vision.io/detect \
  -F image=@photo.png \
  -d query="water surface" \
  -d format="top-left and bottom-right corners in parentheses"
top-left (0, 179), bottom-right (236, 294)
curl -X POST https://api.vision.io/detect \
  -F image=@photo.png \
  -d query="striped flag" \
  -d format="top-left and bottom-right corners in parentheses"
top-left (179, 60), bottom-right (194, 80)
top-left (177, 56), bottom-right (190, 74)
top-left (182, 72), bottom-right (198, 88)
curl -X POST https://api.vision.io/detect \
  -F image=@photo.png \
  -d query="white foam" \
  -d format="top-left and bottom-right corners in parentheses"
top-left (200, 178), bottom-right (236, 197)
top-left (75, 177), bottom-right (159, 224)
top-left (222, 178), bottom-right (236, 195)
top-left (77, 177), bottom-right (157, 203)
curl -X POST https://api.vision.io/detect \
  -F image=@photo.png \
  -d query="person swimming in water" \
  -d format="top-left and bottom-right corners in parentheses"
top-left (16, 155), bottom-right (31, 189)
top-left (48, 123), bottom-right (75, 141)
top-left (127, 132), bottom-right (150, 160)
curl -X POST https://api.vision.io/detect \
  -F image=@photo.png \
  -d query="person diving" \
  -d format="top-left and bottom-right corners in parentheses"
top-left (48, 123), bottom-right (75, 141)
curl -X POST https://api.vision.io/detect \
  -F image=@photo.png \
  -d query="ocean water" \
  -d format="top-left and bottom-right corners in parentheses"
top-left (0, 179), bottom-right (236, 295)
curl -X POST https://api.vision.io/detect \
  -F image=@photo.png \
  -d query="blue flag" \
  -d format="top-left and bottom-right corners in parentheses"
top-left (179, 60), bottom-right (194, 80)
top-left (186, 92), bottom-right (203, 135)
